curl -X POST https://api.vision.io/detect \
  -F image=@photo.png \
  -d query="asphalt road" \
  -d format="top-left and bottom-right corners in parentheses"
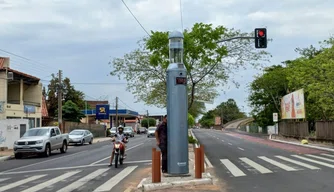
top-left (0, 134), bottom-right (155, 192)
top-left (193, 129), bottom-right (334, 192)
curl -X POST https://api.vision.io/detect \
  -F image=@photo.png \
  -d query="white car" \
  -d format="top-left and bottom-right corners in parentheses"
top-left (147, 127), bottom-right (156, 138)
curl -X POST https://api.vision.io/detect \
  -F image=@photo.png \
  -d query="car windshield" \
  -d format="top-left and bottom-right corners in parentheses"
top-left (125, 127), bottom-right (132, 131)
top-left (111, 128), bottom-right (116, 131)
top-left (148, 127), bottom-right (156, 131)
top-left (23, 129), bottom-right (49, 137)
top-left (70, 131), bottom-right (84, 135)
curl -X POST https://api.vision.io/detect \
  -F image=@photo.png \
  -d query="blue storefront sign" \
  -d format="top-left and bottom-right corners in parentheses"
top-left (24, 105), bottom-right (36, 114)
top-left (96, 105), bottom-right (110, 119)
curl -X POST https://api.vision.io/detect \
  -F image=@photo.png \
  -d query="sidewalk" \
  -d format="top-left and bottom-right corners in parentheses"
top-left (0, 137), bottom-right (112, 162)
top-left (270, 134), bottom-right (334, 152)
top-left (136, 144), bottom-right (218, 192)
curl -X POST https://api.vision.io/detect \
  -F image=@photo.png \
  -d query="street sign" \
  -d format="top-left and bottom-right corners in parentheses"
top-left (273, 113), bottom-right (278, 122)
top-left (96, 104), bottom-right (110, 120)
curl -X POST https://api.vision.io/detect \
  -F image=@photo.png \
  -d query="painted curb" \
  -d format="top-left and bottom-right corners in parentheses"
top-left (269, 137), bottom-right (334, 152)
top-left (142, 178), bottom-right (212, 191)
top-left (0, 155), bottom-right (12, 162)
top-left (190, 130), bottom-right (214, 168)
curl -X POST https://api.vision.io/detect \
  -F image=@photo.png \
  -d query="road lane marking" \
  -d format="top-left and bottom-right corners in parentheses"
top-left (275, 156), bottom-right (320, 170)
top-left (220, 159), bottom-right (246, 177)
top-left (228, 143), bottom-right (232, 145)
top-left (321, 153), bottom-right (334, 158)
top-left (292, 155), bottom-right (334, 168)
top-left (93, 166), bottom-right (137, 192)
top-left (221, 140), bottom-right (225, 142)
top-left (22, 171), bottom-right (81, 192)
top-left (238, 147), bottom-right (244, 151)
top-left (57, 168), bottom-right (109, 192)
top-left (0, 178), bottom-right (9, 182)
top-left (305, 154), bottom-right (334, 163)
top-left (90, 143), bottom-right (144, 165)
top-left (0, 175), bottom-right (46, 191)
top-left (1, 150), bottom-right (88, 173)
top-left (258, 156), bottom-right (298, 171)
top-left (239, 157), bottom-right (272, 174)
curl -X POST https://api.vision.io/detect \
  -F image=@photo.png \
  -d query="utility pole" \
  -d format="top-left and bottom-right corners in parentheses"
top-left (57, 70), bottom-right (63, 132)
top-left (115, 97), bottom-right (118, 127)
top-left (147, 110), bottom-right (149, 128)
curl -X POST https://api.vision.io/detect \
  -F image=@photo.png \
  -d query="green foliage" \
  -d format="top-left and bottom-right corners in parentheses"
top-left (188, 113), bottom-right (195, 128)
top-left (56, 100), bottom-right (85, 122)
top-left (109, 22), bottom-right (270, 111)
top-left (45, 73), bottom-right (85, 118)
top-left (198, 109), bottom-right (215, 128)
top-left (188, 135), bottom-right (198, 144)
top-left (141, 118), bottom-right (156, 128)
top-left (215, 98), bottom-right (246, 124)
top-left (248, 36), bottom-right (334, 125)
top-left (188, 101), bottom-right (206, 119)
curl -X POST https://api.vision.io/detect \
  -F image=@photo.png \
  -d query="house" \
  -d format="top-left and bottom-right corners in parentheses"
top-left (0, 57), bottom-right (43, 129)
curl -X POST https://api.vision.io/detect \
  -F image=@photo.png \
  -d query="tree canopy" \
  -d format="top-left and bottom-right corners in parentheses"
top-left (45, 73), bottom-right (85, 118)
top-left (56, 100), bottom-right (85, 123)
top-left (109, 22), bottom-right (270, 113)
top-left (248, 37), bottom-right (334, 127)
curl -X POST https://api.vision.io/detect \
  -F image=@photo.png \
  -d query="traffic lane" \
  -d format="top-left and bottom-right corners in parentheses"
top-left (96, 136), bottom-right (155, 165)
top-left (0, 139), bottom-right (111, 172)
top-left (0, 135), bottom-right (146, 173)
top-left (195, 129), bottom-right (323, 159)
top-left (221, 166), bottom-right (334, 192)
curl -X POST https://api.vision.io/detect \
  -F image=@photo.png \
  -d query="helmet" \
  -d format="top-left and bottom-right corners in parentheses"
top-left (118, 125), bottom-right (124, 132)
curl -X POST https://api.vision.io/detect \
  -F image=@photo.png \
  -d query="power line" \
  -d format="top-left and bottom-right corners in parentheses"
top-left (121, 0), bottom-right (150, 36)
top-left (40, 79), bottom-right (127, 85)
top-left (179, 0), bottom-right (184, 31)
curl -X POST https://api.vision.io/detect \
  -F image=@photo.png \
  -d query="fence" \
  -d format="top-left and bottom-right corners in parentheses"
top-left (64, 122), bottom-right (106, 137)
top-left (278, 121), bottom-right (309, 138)
top-left (315, 121), bottom-right (334, 141)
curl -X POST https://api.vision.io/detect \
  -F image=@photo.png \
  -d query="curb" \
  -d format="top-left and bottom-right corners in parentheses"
top-left (190, 130), bottom-right (214, 168)
top-left (269, 136), bottom-right (334, 152)
top-left (139, 176), bottom-right (213, 191)
top-left (0, 155), bottom-right (12, 162)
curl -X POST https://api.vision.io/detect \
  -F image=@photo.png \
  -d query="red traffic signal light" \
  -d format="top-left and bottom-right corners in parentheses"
top-left (255, 28), bottom-right (267, 48)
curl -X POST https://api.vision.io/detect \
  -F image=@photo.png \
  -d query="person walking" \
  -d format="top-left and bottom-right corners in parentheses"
top-left (155, 115), bottom-right (168, 173)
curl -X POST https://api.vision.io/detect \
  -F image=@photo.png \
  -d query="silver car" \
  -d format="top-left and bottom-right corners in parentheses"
top-left (69, 129), bottom-right (94, 145)
top-left (109, 127), bottom-right (117, 136)
top-left (124, 127), bottom-right (135, 137)
top-left (147, 127), bottom-right (156, 138)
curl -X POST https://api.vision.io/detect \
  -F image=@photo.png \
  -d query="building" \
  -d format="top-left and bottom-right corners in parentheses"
top-left (0, 57), bottom-right (43, 128)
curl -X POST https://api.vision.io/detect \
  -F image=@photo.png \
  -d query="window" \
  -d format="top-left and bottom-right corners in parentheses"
top-left (36, 118), bottom-right (41, 127)
top-left (55, 128), bottom-right (60, 135)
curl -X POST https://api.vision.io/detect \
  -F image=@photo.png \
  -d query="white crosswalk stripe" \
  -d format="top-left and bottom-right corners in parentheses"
top-left (0, 166), bottom-right (138, 192)
top-left (218, 153), bottom-right (334, 178)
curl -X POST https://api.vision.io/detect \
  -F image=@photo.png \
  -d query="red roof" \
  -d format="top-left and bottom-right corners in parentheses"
top-left (0, 68), bottom-right (40, 81)
top-left (0, 57), bottom-right (5, 69)
top-left (42, 96), bottom-right (49, 117)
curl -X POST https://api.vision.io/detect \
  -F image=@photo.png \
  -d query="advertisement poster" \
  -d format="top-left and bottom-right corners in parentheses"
top-left (280, 89), bottom-right (305, 119)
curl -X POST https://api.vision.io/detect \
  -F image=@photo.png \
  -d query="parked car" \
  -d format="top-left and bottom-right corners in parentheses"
top-left (138, 127), bottom-right (147, 134)
top-left (109, 127), bottom-right (117, 136)
top-left (13, 126), bottom-right (69, 159)
top-left (69, 129), bottom-right (94, 145)
top-left (147, 127), bottom-right (156, 138)
top-left (124, 127), bottom-right (135, 137)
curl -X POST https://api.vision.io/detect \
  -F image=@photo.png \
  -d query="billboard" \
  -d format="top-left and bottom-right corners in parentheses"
top-left (96, 104), bottom-right (110, 120)
top-left (215, 117), bottom-right (221, 125)
top-left (280, 89), bottom-right (305, 119)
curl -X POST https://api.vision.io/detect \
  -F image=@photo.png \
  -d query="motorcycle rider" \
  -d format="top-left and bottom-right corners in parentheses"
top-left (109, 125), bottom-right (128, 167)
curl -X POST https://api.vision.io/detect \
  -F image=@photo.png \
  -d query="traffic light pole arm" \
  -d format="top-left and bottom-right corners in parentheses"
top-left (216, 36), bottom-right (254, 43)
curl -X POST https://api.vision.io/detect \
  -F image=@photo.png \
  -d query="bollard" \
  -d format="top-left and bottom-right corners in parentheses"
top-left (152, 148), bottom-right (157, 182)
top-left (155, 150), bottom-right (161, 182)
top-left (195, 147), bottom-right (202, 178)
top-left (200, 145), bottom-right (205, 173)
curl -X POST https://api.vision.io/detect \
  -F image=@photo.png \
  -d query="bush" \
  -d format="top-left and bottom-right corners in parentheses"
top-left (188, 135), bottom-right (199, 144)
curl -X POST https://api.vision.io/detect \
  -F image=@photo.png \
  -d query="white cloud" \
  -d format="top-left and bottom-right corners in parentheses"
top-left (0, 0), bottom-right (333, 117)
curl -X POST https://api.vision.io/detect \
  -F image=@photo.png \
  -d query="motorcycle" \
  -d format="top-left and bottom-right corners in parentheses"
top-left (113, 137), bottom-right (128, 168)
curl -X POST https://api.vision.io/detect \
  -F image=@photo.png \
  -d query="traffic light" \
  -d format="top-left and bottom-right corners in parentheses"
top-left (255, 28), bottom-right (267, 48)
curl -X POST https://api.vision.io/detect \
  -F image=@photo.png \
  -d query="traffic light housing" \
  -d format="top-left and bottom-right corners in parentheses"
top-left (255, 28), bottom-right (267, 48)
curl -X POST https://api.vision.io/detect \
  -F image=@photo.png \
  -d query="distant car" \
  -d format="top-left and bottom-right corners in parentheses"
top-left (69, 129), bottom-right (94, 145)
top-left (139, 127), bottom-right (147, 134)
top-left (147, 127), bottom-right (156, 138)
top-left (109, 127), bottom-right (117, 136)
top-left (124, 127), bottom-right (135, 137)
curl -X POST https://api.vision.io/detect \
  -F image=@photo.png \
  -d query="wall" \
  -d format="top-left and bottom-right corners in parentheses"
top-left (0, 72), bottom-right (7, 120)
top-left (24, 83), bottom-right (42, 106)
top-left (7, 83), bottom-right (20, 103)
top-left (0, 119), bottom-right (28, 149)
top-left (64, 121), bottom-right (106, 137)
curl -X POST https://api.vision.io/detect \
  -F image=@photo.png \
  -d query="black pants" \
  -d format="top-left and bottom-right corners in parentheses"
top-left (159, 144), bottom-right (167, 172)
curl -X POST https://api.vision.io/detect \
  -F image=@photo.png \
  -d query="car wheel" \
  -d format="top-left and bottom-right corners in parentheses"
top-left (60, 141), bottom-right (67, 153)
top-left (44, 144), bottom-right (51, 157)
top-left (89, 138), bottom-right (93, 144)
top-left (81, 139), bottom-right (85, 145)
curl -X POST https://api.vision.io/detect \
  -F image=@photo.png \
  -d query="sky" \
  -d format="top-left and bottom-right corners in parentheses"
top-left (0, 0), bottom-right (333, 118)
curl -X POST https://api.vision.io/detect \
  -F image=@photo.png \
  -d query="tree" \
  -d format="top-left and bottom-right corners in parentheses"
top-left (110, 23), bottom-right (270, 110)
top-left (188, 113), bottom-right (195, 128)
top-left (188, 101), bottom-right (206, 119)
top-left (215, 98), bottom-right (246, 124)
top-left (56, 100), bottom-right (85, 122)
top-left (45, 73), bottom-right (86, 118)
top-left (198, 109), bottom-right (216, 128)
top-left (248, 65), bottom-right (289, 127)
top-left (141, 118), bottom-right (156, 128)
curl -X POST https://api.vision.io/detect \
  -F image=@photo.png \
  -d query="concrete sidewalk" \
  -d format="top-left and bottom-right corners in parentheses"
top-left (269, 134), bottom-right (334, 152)
top-left (0, 137), bottom-right (112, 162)
top-left (136, 144), bottom-right (215, 191)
